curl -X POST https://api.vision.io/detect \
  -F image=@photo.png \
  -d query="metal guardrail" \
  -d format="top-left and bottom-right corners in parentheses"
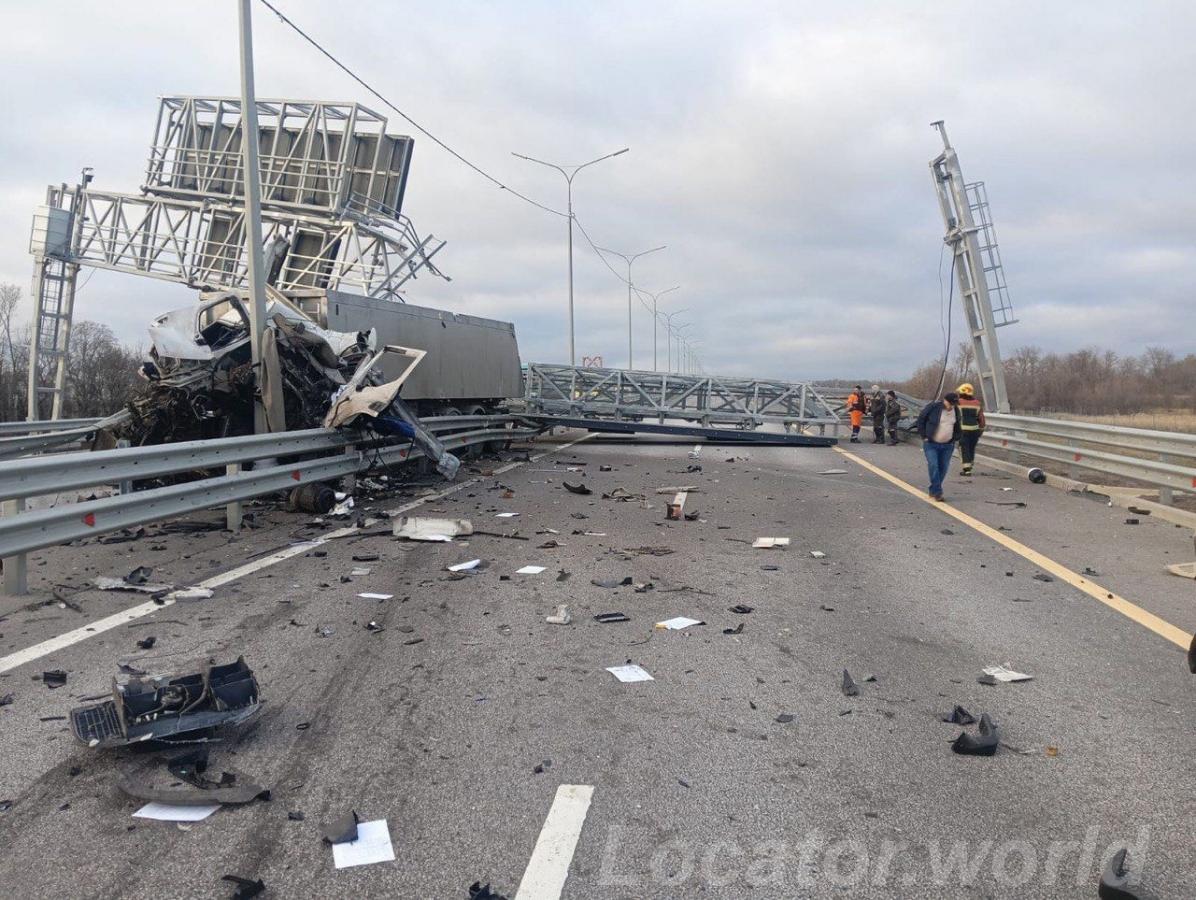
top-left (0, 418), bottom-right (100, 436)
top-left (984, 413), bottom-right (1196, 504)
top-left (0, 415), bottom-right (538, 589)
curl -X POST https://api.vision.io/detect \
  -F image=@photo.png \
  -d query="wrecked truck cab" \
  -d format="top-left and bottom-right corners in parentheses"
top-left (70, 657), bottom-right (261, 748)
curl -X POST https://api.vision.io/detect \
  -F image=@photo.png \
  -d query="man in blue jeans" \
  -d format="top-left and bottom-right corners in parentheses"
top-left (915, 391), bottom-right (961, 501)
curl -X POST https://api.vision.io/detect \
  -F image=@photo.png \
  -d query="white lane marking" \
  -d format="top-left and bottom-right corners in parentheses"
top-left (515, 784), bottom-right (595, 900)
top-left (0, 598), bottom-right (176, 674)
top-left (0, 432), bottom-right (595, 674)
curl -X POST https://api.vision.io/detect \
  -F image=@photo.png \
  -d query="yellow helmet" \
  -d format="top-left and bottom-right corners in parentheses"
top-left (957, 383), bottom-right (975, 397)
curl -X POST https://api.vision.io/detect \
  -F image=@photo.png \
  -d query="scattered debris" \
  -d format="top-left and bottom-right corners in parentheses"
top-left (942, 705), bottom-right (977, 725)
top-left (555, 570), bottom-right (570, 582)
top-left (447, 559), bottom-right (484, 573)
top-left (602, 487), bottom-right (644, 502)
top-left (0, 694), bottom-right (13, 708)
top-left (655, 617), bottom-right (703, 631)
top-left (221, 875), bottom-right (266, 900)
top-left (592, 577), bottom-right (633, 589)
top-left (1099, 847), bottom-right (1150, 899)
top-left (43, 670), bottom-right (68, 689)
top-left (752, 537), bottom-right (789, 549)
top-left (133, 801), bottom-right (220, 822)
top-left (599, 465), bottom-right (613, 472)
top-left (1027, 468), bottom-right (1046, 484)
top-left (978, 664), bottom-right (1033, 685)
top-left (1082, 566), bottom-right (1100, 576)
top-left (287, 483), bottom-right (336, 514)
top-left (1127, 506), bottom-right (1151, 516)
top-left (469, 882), bottom-right (510, 900)
top-left (841, 669), bottom-right (860, 697)
top-left (623, 546), bottom-right (674, 556)
top-left (951, 713), bottom-right (999, 756)
top-left (136, 636), bottom-right (157, 651)
top-left (810, 550), bottom-right (826, 559)
top-left (606, 664), bottom-right (653, 683)
top-left (1124, 518), bottom-right (1140, 525)
top-left (324, 811), bottom-right (361, 844)
top-left (358, 592), bottom-right (394, 601)
top-left (683, 509), bottom-right (700, 521)
top-left (545, 604), bottom-right (572, 625)
top-left (365, 621), bottom-right (385, 633)
top-left (1033, 573), bottom-right (1054, 582)
top-left (723, 623), bottom-right (744, 635)
top-left (393, 516), bottom-right (473, 542)
top-left (728, 604), bottom-right (754, 614)
top-left (95, 572), bottom-right (174, 594)
top-left (666, 491), bottom-right (689, 521)
top-left (171, 587), bottom-right (214, 601)
top-left (819, 604), bottom-right (835, 612)
top-left (563, 482), bottom-right (592, 495)
top-left (819, 468), bottom-right (848, 475)
top-left (594, 612), bottom-right (630, 624)
top-left (775, 713), bottom-right (795, 724)
top-left (70, 657), bottom-right (260, 747)
top-left (515, 565), bottom-right (546, 575)
top-left (118, 747), bottom-right (268, 807)
top-left (351, 553), bottom-right (380, 563)
top-left (331, 818), bottom-right (396, 869)
top-left (495, 512), bottom-right (520, 519)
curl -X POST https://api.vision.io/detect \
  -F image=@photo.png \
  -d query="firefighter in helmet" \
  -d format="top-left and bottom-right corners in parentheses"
top-left (955, 383), bottom-right (986, 475)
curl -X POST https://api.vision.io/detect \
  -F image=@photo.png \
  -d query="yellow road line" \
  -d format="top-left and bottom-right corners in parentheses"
top-left (835, 447), bottom-right (1192, 651)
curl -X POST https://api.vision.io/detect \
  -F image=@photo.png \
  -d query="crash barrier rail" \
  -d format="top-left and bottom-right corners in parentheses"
top-left (523, 363), bottom-right (841, 432)
top-left (0, 418), bottom-right (118, 460)
top-left (983, 413), bottom-right (1196, 505)
top-left (0, 415), bottom-right (538, 591)
top-left (0, 418), bottom-right (100, 437)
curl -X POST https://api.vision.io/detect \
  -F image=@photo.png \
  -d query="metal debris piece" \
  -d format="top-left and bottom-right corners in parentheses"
top-left (942, 705), bottom-right (977, 725)
top-left (841, 670), bottom-right (860, 697)
top-left (323, 810), bottom-right (360, 845)
top-left (1098, 847), bottom-right (1152, 900)
top-left (563, 482), bottom-right (592, 495)
top-left (594, 612), bottom-right (630, 624)
top-left (393, 516), bottom-right (473, 541)
top-left (951, 713), bottom-right (999, 756)
top-left (70, 656), bottom-right (261, 748)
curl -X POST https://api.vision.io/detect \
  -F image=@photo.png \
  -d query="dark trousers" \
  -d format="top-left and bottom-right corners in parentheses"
top-left (923, 440), bottom-right (955, 496)
top-left (887, 428), bottom-right (898, 443)
top-left (959, 431), bottom-right (981, 469)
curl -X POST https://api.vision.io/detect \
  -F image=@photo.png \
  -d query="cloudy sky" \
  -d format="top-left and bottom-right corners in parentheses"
top-left (2, 1), bottom-right (1194, 381)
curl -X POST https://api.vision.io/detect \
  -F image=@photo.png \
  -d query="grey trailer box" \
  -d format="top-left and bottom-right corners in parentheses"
top-left (301, 291), bottom-right (523, 405)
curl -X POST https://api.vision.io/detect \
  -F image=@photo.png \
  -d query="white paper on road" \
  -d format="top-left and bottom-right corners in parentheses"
top-left (982, 664), bottom-right (1033, 682)
top-left (752, 537), bottom-right (790, 549)
top-left (331, 819), bottom-right (396, 869)
top-left (358, 592), bottom-right (393, 600)
top-left (495, 512), bottom-right (520, 518)
top-left (350, 567), bottom-right (372, 576)
top-left (810, 550), bottom-right (826, 559)
top-left (655, 617), bottom-right (703, 631)
top-left (606, 664), bottom-right (654, 683)
top-left (448, 559), bottom-right (483, 572)
top-left (819, 468), bottom-right (848, 475)
top-left (516, 565), bottom-right (546, 575)
top-left (133, 802), bottom-right (220, 822)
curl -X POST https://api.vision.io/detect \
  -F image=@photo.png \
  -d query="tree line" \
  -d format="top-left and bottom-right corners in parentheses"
top-left (0, 283), bottom-right (143, 421)
top-left (896, 341), bottom-right (1196, 415)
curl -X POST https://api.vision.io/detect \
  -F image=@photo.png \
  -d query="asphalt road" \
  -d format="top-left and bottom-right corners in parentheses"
top-left (0, 431), bottom-right (1193, 899)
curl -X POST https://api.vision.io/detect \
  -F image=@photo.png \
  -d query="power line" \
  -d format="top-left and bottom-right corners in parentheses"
top-left (258, 0), bottom-right (566, 219)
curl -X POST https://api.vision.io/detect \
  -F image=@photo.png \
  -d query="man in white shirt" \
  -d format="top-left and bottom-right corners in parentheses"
top-left (915, 392), bottom-right (961, 501)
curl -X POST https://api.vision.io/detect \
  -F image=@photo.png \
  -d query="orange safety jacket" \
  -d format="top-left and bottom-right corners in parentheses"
top-left (957, 396), bottom-right (986, 431)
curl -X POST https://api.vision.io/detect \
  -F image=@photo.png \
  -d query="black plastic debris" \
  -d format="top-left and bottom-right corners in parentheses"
top-left (365, 621), bottom-right (385, 633)
top-left (1033, 573), bottom-right (1054, 582)
top-left (841, 670), bottom-right (860, 697)
top-left (723, 623), bottom-right (744, 635)
top-left (1082, 567), bottom-right (1100, 577)
top-left (469, 882), bottom-right (510, 900)
top-left (1124, 518), bottom-right (1140, 525)
top-left (563, 482), bottom-right (592, 495)
top-left (0, 693), bottom-right (14, 707)
top-left (43, 670), bottom-right (68, 689)
top-left (775, 713), bottom-right (795, 724)
top-left (1098, 847), bottom-right (1152, 899)
top-left (599, 465), bottom-right (613, 472)
top-left (0, 800), bottom-right (12, 813)
top-left (592, 577), bottom-right (633, 589)
top-left (1188, 634), bottom-right (1196, 674)
top-left (288, 810), bottom-right (306, 821)
top-left (760, 564), bottom-right (780, 571)
top-left (683, 509), bottom-right (700, 521)
top-left (119, 746), bottom-right (269, 806)
top-left (352, 553), bottom-right (380, 562)
top-left (124, 566), bottom-right (154, 586)
top-left (555, 570), bottom-right (570, 582)
top-left (950, 713), bottom-right (999, 756)
top-left (942, 705), bottom-right (977, 725)
top-left (685, 464), bottom-right (702, 473)
top-left (222, 875), bottom-right (265, 900)
top-left (729, 604), bottom-right (754, 614)
top-left (70, 656), bottom-right (260, 748)
top-left (594, 612), bottom-right (630, 624)
top-left (323, 810), bottom-right (360, 844)
top-left (1127, 506), bottom-right (1152, 516)
top-left (1028, 467), bottom-right (1046, 484)
top-left (136, 636), bottom-right (156, 650)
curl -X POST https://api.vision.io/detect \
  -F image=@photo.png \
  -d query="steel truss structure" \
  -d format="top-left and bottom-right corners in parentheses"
top-left (27, 96), bottom-right (448, 420)
top-left (930, 121), bottom-right (1014, 413)
top-left (522, 363), bottom-right (840, 431)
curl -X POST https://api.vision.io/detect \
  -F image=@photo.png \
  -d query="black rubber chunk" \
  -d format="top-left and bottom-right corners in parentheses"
top-left (951, 713), bottom-right (999, 756)
top-left (942, 705), bottom-right (977, 725)
top-left (841, 669), bottom-right (860, 697)
top-left (1098, 847), bottom-right (1155, 899)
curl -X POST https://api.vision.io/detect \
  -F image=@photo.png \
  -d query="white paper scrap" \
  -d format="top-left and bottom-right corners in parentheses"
top-left (350, 567), bottom-right (372, 576)
top-left (133, 802), bottom-right (220, 822)
top-left (752, 537), bottom-right (790, 549)
top-left (358, 592), bottom-right (394, 600)
top-left (810, 550), bottom-right (826, 559)
top-left (448, 559), bottom-right (483, 572)
top-left (516, 565), bottom-right (546, 575)
top-left (606, 664), bottom-right (654, 683)
top-left (981, 664), bottom-right (1033, 683)
top-left (332, 819), bottom-right (396, 870)
top-left (655, 617), bottom-right (703, 631)
top-left (495, 512), bottom-right (520, 518)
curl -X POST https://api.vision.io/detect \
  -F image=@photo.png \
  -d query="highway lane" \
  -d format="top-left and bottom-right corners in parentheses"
top-left (0, 432), bottom-right (1192, 898)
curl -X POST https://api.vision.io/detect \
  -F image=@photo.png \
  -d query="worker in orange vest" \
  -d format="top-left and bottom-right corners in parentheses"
top-left (846, 385), bottom-right (866, 442)
top-left (956, 383), bottom-right (986, 475)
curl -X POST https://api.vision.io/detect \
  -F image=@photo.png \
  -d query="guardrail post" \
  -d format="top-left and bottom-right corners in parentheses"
top-left (117, 439), bottom-right (133, 494)
top-left (1159, 452), bottom-right (1174, 505)
top-left (342, 444), bottom-right (357, 494)
top-left (226, 463), bottom-right (242, 533)
top-left (2, 498), bottom-right (28, 595)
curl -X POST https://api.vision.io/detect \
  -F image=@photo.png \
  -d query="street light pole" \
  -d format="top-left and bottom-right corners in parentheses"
top-left (660, 310), bottom-right (687, 373)
top-left (642, 285), bottom-right (679, 372)
top-left (596, 245), bottom-right (666, 369)
top-left (512, 147), bottom-right (629, 366)
top-left (237, 0), bottom-right (272, 434)
top-left (671, 322), bottom-right (693, 374)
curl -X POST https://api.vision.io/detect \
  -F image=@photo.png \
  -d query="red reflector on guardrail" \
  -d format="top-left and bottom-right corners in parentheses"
top-left (82, 512), bottom-right (95, 527)
top-left (291, 470), bottom-right (301, 481)
top-left (1073, 453), bottom-right (1082, 461)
